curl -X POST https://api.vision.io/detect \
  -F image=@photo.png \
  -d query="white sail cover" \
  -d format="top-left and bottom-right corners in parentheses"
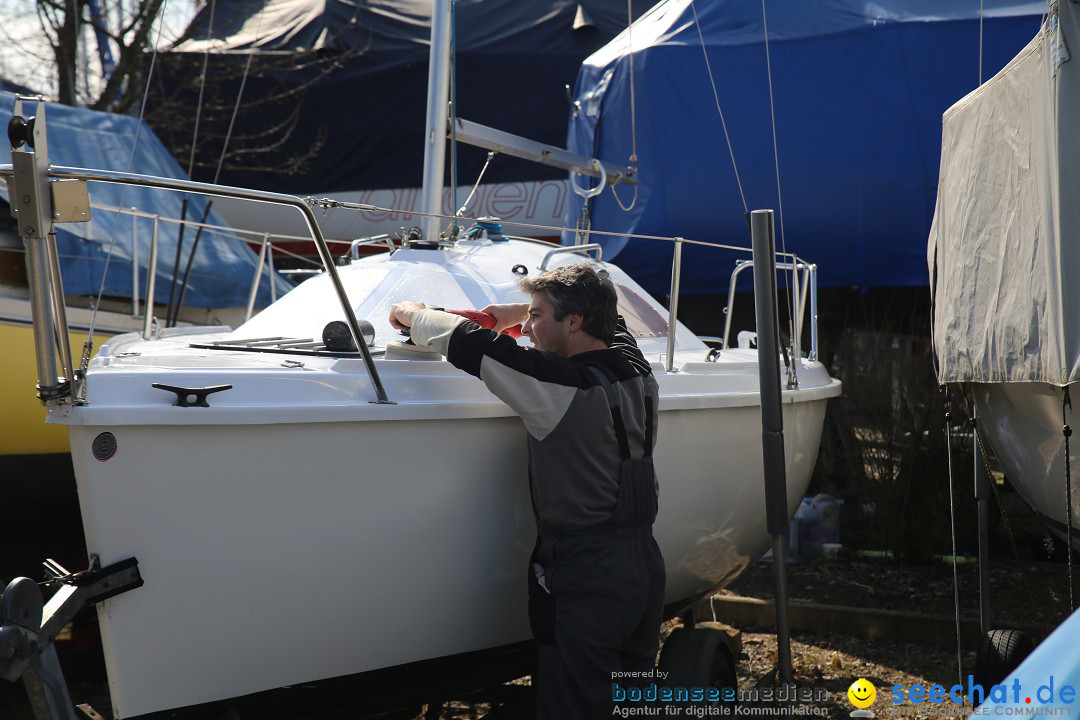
top-left (929, 0), bottom-right (1080, 385)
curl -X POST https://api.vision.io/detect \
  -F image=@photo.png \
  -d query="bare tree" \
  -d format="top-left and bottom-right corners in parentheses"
top-left (0, 0), bottom-right (361, 180)
top-left (1, 0), bottom-right (187, 111)
top-left (144, 1), bottom-right (368, 182)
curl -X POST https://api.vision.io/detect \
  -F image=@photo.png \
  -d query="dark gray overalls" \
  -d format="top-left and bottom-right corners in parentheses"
top-left (528, 366), bottom-right (666, 719)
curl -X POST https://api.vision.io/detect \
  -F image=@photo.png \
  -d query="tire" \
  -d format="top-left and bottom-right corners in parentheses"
top-left (658, 623), bottom-right (738, 703)
top-left (974, 629), bottom-right (1035, 688)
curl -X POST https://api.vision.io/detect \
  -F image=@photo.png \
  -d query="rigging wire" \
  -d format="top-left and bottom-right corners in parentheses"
top-left (307, 197), bottom-right (806, 258)
top-left (760, 0), bottom-right (797, 363)
top-left (213, 6), bottom-right (265, 185)
top-left (609, 176), bottom-right (638, 211)
top-left (257, 241), bottom-right (322, 268)
top-left (88, 202), bottom-right (353, 247)
top-left (456, 151), bottom-right (496, 217)
top-left (187, 0), bottom-right (217, 179)
top-left (610, 0), bottom-right (640, 212)
top-left (691, 0), bottom-right (747, 216)
top-left (176, 4), bottom-right (275, 323)
top-left (164, 0), bottom-right (217, 327)
top-left (82, 0), bottom-right (172, 379)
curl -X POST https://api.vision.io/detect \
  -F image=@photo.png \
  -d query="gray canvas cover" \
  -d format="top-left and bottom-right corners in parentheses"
top-left (930, 0), bottom-right (1080, 385)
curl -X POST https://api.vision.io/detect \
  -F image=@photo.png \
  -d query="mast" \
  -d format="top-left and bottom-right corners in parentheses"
top-left (418, 0), bottom-right (452, 241)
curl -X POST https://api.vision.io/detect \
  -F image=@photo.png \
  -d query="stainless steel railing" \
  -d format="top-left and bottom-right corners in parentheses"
top-left (721, 259), bottom-right (818, 362)
top-left (0, 162), bottom-right (393, 405)
top-left (539, 243), bottom-right (602, 271)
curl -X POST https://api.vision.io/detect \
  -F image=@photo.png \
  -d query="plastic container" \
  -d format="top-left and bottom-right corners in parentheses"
top-left (788, 494), bottom-right (844, 562)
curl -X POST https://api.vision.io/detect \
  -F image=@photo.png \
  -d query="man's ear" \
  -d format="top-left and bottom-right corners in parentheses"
top-left (565, 313), bottom-right (585, 333)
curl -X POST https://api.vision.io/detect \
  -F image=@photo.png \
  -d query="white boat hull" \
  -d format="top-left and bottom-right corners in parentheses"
top-left (972, 382), bottom-right (1079, 547)
top-left (69, 396), bottom-right (829, 718)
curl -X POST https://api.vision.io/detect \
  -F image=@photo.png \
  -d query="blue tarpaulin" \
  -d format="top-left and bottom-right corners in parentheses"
top-left (564, 0), bottom-right (1045, 294)
top-left (0, 92), bottom-right (289, 308)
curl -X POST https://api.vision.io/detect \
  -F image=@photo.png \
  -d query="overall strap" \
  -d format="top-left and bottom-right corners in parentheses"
top-left (643, 396), bottom-right (654, 459)
top-left (587, 366), bottom-right (631, 461)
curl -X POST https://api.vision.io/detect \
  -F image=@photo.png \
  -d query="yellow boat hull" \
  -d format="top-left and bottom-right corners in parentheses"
top-left (0, 321), bottom-right (109, 455)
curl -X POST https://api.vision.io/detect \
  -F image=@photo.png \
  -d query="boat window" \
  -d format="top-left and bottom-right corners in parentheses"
top-left (614, 284), bottom-right (668, 339)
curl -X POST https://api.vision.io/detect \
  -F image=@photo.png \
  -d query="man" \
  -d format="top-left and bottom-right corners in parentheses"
top-left (389, 263), bottom-right (665, 719)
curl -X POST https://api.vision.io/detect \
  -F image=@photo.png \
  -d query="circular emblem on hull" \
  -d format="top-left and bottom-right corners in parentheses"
top-left (92, 432), bottom-right (117, 462)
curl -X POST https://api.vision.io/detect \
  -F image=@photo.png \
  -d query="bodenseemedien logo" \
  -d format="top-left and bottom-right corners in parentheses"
top-left (848, 678), bottom-right (877, 718)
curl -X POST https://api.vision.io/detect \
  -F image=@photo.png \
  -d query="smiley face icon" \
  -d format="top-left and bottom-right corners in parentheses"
top-left (848, 678), bottom-right (876, 709)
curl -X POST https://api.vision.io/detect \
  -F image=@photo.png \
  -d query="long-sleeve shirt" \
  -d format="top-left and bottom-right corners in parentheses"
top-left (409, 309), bottom-right (660, 530)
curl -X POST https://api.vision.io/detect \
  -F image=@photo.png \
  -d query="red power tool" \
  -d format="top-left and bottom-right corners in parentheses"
top-left (445, 309), bottom-right (523, 338)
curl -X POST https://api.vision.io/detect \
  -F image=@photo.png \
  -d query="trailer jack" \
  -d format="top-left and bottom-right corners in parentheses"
top-left (1, 557), bottom-right (142, 720)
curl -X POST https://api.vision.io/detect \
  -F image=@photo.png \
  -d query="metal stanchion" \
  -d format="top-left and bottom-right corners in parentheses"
top-left (665, 239), bottom-right (683, 372)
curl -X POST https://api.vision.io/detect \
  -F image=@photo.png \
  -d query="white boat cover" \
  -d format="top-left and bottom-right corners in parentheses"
top-left (929, 0), bottom-right (1080, 385)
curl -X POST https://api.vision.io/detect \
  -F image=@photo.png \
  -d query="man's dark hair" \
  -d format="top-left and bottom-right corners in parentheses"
top-left (519, 263), bottom-right (617, 345)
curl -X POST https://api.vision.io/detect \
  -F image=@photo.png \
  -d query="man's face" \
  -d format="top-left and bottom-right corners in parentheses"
top-left (522, 291), bottom-right (572, 356)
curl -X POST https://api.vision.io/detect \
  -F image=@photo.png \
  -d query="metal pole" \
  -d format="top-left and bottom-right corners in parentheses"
top-left (245, 233), bottom-right (269, 323)
top-left (722, 261), bottom-right (752, 350)
top-left (790, 259), bottom-right (801, 366)
top-left (418, 0), bottom-right (452, 242)
top-left (164, 196), bottom-right (188, 328)
top-left (45, 232), bottom-right (74, 386)
top-left (24, 236), bottom-right (60, 396)
top-left (750, 208), bottom-right (793, 685)
top-left (143, 215), bottom-right (159, 340)
top-left (10, 99), bottom-right (64, 403)
top-left (809, 264), bottom-right (818, 361)
top-left (267, 242), bottom-right (277, 303)
top-left (974, 409), bottom-right (992, 636)
top-left (131, 210), bottom-right (139, 316)
top-left (665, 239), bottom-right (683, 372)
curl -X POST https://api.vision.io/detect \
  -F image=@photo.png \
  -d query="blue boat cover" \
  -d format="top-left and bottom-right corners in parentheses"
top-left (0, 92), bottom-right (289, 308)
top-left (564, 0), bottom-right (1045, 294)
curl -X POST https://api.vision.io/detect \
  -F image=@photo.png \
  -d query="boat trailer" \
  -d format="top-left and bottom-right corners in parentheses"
top-left (1, 557), bottom-right (142, 720)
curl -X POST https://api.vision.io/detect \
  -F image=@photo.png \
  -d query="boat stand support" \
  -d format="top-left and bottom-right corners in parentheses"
top-left (750, 209), bottom-right (794, 684)
top-left (973, 411), bottom-right (991, 636)
top-left (967, 406), bottom-right (1036, 686)
top-left (0, 557), bottom-right (142, 720)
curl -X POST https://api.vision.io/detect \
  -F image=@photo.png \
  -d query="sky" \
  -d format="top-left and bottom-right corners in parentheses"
top-left (0, 0), bottom-right (197, 103)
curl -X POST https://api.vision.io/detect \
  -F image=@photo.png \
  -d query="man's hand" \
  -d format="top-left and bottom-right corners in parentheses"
top-left (480, 303), bottom-right (529, 333)
top-left (390, 301), bottom-right (428, 331)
